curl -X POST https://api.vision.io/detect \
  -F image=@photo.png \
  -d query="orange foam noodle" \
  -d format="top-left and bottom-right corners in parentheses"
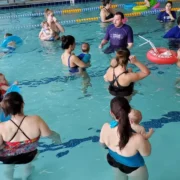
top-left (136, 2), bottom-right (145, 5)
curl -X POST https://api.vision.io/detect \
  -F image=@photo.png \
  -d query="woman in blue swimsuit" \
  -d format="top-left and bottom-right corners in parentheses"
top-left (61, 35), bottom-right (91, 93)
top-left (100, 97), bottom-right (151, 180)
top-left (61, 35), bottom-right (90, 73)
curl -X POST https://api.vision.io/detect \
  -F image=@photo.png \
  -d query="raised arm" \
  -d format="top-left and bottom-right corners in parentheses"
top-left (127, 56), bottom-right (150, 82)
top-left (53, 17), bottom-right (65, 33)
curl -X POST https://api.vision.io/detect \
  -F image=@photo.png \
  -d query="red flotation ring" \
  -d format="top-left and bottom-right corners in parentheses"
top-left (146, 47), bottom-right (177, 64)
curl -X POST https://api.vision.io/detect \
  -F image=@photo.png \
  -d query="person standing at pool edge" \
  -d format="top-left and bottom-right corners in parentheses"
top-left (100, 97), bottom-right (151, 180)
top-left (99, 12), bottom-right (133, 54)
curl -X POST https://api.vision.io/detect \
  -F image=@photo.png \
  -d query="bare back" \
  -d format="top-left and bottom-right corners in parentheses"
top-left (61, 52), bottom-right (77, 67)
top-left (100, 123), bottom-right (140, 157)
top-left (106, 66), bottom-right (132, 87)
top-left (0, 115), bottom-right (41, 142)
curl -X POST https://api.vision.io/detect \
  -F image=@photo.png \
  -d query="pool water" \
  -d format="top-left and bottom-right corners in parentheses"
top-left (0, 0), bottom-right (180, 179)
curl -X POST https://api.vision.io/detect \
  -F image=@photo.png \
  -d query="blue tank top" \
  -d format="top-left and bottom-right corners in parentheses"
top-left (108, 121), bottom-right (145, 167)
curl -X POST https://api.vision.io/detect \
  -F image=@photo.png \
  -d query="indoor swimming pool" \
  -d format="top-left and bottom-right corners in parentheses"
top-left (0, 0), bottom-right (180, 179)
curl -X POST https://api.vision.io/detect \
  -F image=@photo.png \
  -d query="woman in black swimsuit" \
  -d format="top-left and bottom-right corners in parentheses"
top-left (104, 48), bottom-right (150, 101)
top-left (100, 0), bottom-right (115, 23)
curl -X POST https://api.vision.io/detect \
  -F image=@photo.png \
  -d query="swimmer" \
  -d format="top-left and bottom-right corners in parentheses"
top-left (163, 16), bottom-right (180, 39)
top-left (104, 48), bottom-right (150, 100)
top-left (77, 43), bottom-right (91, 63)
top-left (45, 9), bottom-right (65, 40)
top-left (39, 21), bottom-right (55, 41)
top-left (100, 97), bottom-right (151, 180)
top-left (144, 0), bottom-right (150, 7)
top-left (129, 109), bottom-right (154, 139)
top-left (0, 33), bottom-right (17, 58)
top-left (0, 92), bottom-right (61, 180)
top-left (157, 1), bottom-right (176, 23)
top-left (100, 0), bottom-right (115, 23)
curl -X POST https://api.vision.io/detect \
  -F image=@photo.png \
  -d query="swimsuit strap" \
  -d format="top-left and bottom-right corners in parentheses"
top-left (112, 68), bottom-right (127, 87)
top-left (68, 55), bottom-right (72, 68)
top-left (104, 7), bottom-right (111, 13)
top-left (9, 116), bottom-right (31, 142)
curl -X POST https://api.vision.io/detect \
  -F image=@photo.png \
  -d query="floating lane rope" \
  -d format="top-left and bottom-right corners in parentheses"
top-left (2, 7), bottom-right (180, 30)
top-left (0, 0), bottom-right (178, 19)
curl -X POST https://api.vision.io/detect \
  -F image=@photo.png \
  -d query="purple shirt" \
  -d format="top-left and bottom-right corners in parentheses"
top-left (157, 11), bottom-right (176, 22)
top-left (104, 24), bottom-right (133, 49)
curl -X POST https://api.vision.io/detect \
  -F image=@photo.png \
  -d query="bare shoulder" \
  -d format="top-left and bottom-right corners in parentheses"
top-left (101, 123), bottom-right (110, 132)
top-left (100, 8), bottom-right (105, 14)
top-left (26, 115), bottom-right (42, 122)
top-left (132, 133), bottom-right (145, 143)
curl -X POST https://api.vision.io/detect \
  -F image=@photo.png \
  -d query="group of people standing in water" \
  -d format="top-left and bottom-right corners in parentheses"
top-left (0, 0), bottom-right (180, 180)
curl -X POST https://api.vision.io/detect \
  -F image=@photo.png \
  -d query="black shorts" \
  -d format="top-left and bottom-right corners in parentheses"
top-left (0, 149), bottom-right (37, 164)
top-left (107, 153), bottom-right (139, 174)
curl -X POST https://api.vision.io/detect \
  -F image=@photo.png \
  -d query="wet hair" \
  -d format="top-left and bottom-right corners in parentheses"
top-left (115, 12), bottom-right (124, 19)
top-left (5, 33), bottom-right (12, 37)
top-left (102, 0), bottom-right (111, 7)
top-left (165, 1), bottom-right (173, 6)
top-left (82, 43), bottom-right (90, 52)
top-left (61, 35), bottom-right (75, 49)
top-left (110, 97), bottom-right (132, 150)
top-left (111, 48), bottom-right (130, 68)
top-left (177, 16), bottom-right (180, 25)
top-left (1, 92), bottom-right (24, 117)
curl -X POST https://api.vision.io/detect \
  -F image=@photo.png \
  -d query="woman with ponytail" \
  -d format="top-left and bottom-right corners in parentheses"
top-left (100, 97), bottom-right (151, 180)
top-left (104, 48), bottom-right (150, 100)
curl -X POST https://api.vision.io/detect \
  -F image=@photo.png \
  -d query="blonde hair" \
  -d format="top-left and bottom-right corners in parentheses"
top-left (129, 109), bottom-right (142, 124)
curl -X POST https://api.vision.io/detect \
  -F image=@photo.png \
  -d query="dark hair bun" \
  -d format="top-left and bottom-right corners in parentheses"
top-left (61, 35), bottom-right (75, 50)
top-left (61, 35), bottom-right (67, 43)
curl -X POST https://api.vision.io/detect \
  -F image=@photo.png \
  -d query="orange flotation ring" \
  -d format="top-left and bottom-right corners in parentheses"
top-left (146, 47), bottom-right (177, 64)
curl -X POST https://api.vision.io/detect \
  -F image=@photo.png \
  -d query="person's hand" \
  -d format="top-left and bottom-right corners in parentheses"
top-left (51, 131), bottom-right (62, 145)
top-left (166, 10), bottom-right (171, 15)
top-left (13, 81), bottom-right (18, 85)
top-left (53, 16), bottom-right (57, 22)
top-left (148, 128), bottom-right (154, 135)
top-left (99, 44), bottom-right (103, 49)
top-left (129, 55), bottom-right (138, 64)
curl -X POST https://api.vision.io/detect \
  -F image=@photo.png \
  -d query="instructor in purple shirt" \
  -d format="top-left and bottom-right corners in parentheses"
top-left (99, 12), bottom-right (133, 54)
